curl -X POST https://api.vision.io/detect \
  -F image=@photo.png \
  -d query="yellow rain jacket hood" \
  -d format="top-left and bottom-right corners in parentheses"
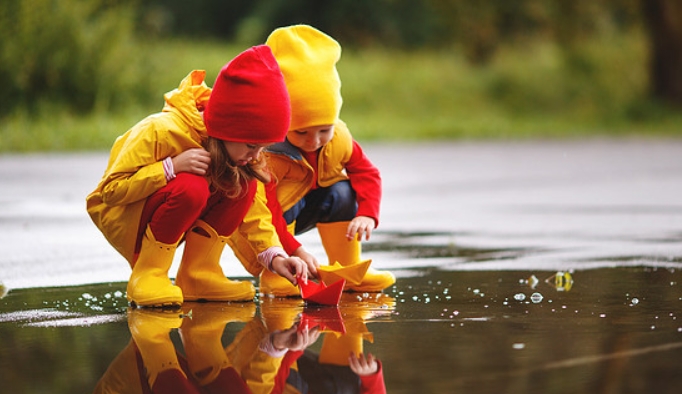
top-left (86, 70), bottom-right (211, 263)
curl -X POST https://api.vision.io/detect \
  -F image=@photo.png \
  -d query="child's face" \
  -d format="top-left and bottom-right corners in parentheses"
top-left (222, 141), bottom-right (272, 166)
top-left (287, 124), bottom-right (334, 152)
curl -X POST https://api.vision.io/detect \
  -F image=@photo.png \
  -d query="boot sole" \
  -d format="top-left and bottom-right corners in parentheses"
top-left (258, 287), bottom-right (301, 298)
top-left (182, 292), bottom-right (255, 302)
top-left (129, 299), bottom-right (182, 309)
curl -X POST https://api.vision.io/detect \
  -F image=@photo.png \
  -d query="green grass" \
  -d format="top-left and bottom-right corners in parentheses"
top-left (1, 33), bottom-right (681, 153)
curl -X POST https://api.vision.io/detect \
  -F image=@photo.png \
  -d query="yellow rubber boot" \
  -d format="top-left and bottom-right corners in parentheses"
top-left (127, 226), bottom-right (183, 307)
top-left (179, 303), bottom-right (255, 386)
top-left (317, 221), bottom-right (395, 292)
top-left (176, 220), bottom-right (255, 302)
top-left (127, 308), bottom-right (185, 388)
top-left (259, 269), bottom-right (299, 297)
top-left (258, 220), bottom-right (299, 297)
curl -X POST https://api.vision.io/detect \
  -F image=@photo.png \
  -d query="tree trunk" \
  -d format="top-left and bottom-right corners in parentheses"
top-left (642, 0), bottom-right (682, 106)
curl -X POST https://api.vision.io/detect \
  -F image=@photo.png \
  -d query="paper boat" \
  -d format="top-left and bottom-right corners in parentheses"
top-left (298, 307), bottom-right (346, 334)
top-left (317, 259), bottom-right (371, 286)
top-left (299, 278), bottom-right (346, 306)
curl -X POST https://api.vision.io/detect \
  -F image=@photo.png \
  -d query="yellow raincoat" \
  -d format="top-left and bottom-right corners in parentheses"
top-left (86, 70), bottom-right (281, 265)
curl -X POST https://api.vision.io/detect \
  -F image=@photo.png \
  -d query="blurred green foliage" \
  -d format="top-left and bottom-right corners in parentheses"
top-left (0, 0), bottom-right (154, 117)
top-left (0, 0), bottom-right (680, 152)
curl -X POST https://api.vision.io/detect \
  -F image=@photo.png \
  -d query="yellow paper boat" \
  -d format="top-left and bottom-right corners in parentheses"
top-left (317, 259), bottom-right (371, 286)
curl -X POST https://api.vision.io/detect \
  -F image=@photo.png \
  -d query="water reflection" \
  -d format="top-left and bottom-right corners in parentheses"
top-left (2, 268), bottom-right (681, 393)
top-left (94, 294), bottom-right (394, 393)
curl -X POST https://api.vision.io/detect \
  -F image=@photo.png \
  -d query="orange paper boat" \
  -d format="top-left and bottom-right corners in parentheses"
top-left (299, 278), bottom-right (346, 306)
top-left (317, 259), bottom-right (371, 286)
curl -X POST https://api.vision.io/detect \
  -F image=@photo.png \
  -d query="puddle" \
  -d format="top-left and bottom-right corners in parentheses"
top-left (1, 266), bottom-right (681, 393)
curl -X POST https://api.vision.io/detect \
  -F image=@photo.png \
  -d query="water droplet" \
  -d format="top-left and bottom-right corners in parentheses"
top-left (514, 293), bottom-right (526, 301)
top-left (512, 343), bottom-right (525, 349)
top-left (600, 314), bottom-right (606, 318)
top-left (631, 297), bottom-right (639, 305)
top-left (530, 292), bottom-right (543, 303)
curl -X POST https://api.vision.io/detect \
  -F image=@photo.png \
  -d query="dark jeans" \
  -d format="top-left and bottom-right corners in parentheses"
top-left (283, 180), bottom-right (357, 235)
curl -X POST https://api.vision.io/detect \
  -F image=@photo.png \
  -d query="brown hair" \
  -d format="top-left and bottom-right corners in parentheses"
top-left (203, 137), bottom-right (271, 199)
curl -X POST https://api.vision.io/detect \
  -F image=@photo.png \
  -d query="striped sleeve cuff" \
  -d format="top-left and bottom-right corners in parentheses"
top-left (257, 246), bottom-right (288, 272)
top-left (162, 157), bottom-right (175, 182)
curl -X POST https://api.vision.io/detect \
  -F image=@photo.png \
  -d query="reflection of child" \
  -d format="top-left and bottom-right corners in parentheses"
top-left (226, 313), bottom-right (387, 394)
top-left (274, 345), bottom-right (387, 393)
top-left (94, 306), bottom-right (254, 394)
top-left (230, 24), bottom-right (395, 297)
top-left (86, 45), bottom-right (308, 307)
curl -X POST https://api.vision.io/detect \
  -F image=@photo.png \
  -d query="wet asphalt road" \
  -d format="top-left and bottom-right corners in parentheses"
top-left (1, 139), bottom-right (681, 290)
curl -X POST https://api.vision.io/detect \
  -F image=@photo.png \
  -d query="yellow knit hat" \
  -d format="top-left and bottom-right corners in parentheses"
top-left (266, 25), bottom-right (342, 131)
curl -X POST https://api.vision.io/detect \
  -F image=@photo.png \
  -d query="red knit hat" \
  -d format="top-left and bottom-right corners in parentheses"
top-left (204, 45), bottom-right (291, 143)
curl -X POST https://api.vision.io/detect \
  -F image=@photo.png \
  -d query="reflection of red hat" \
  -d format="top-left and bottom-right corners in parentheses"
top-left (204, 45), bottom-right (291, 143)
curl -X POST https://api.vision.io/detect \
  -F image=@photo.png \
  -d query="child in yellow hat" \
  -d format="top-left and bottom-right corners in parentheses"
top-left (230, 25), bottom-right (395, 296)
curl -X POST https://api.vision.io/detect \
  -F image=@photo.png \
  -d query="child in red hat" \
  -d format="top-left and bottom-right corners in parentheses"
top-left (87, 45), bottom-right (309, 307)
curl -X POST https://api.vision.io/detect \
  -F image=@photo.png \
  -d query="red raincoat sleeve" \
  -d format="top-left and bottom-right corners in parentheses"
top-left (271, 350), bottom-right (304, 394)
top-left (265, 181), bottom-right (302, 255)
top-left (359, 360), bottom-right (387, 394)
top-left (345, 140), bottom-right (382, 227)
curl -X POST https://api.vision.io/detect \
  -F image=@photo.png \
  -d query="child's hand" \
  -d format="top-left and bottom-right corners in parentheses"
top-left (347, 216), bottom-right (376, 241)
top-left (293, 247), bottom-right (320, 277)
top-left (271, 324), bottom-right (320, 352)
top-left (172, 148), bottom-right (211, 175)
top-left (271, 255), bottom-right (309, 285)
top-left (348, 352), bottom-right (379, 376)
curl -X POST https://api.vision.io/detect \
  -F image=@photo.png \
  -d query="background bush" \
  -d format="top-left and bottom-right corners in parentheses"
top-left (0, 0), bottom-right (680, 152)
top-left (0, 0), bottom-right (153, 117)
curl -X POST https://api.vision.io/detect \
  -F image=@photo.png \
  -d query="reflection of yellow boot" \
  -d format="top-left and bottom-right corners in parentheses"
top-left (176, 220), bottom-right (255, 302)
top-left (127, 226), bottom-right (183, 307)
top-left (259, 297), bottom-right (304, 332)
top-left (179, 303), bottom-right (255, 386)
top-left (259, 269), bottom-right (300, 297)
top-left (317, 221), bottom-right (395, 292)
top-left (339, 292), bottom-right (396, 321)
top-left (127, 308), bottom-right (184, 388)
top-left (318, 333), bottom-right (365, 366)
